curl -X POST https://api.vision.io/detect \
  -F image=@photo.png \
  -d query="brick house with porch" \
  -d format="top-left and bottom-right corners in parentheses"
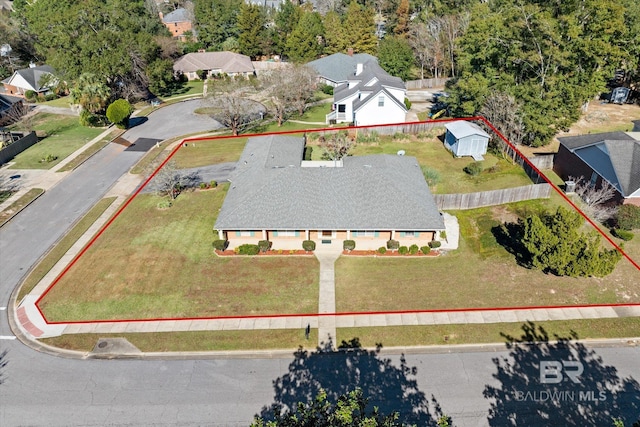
top-left (214, 135), bottom-right (445, 250)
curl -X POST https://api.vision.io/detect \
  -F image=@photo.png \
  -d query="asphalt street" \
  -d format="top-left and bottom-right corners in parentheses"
top-left (1, 101), bottom-right (639, 426)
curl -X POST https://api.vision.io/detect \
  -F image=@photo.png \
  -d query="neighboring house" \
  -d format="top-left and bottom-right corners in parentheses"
top-left (0, 94), bottom-right (25, 126)
top-left (159, 8), bottom-right (194, 41)
top-left (553, 131), bottom-right (640, 206)
top-left (443, 121), bottom-right (490, 161)
top-left (214, 135), bottom-right (445, 250)
top-left (307, 51), bottom-right (378, 87)
top-left (326, 60), bottom-right (407, 126)
top-left (2, 65), bottom-right (56, 97)
top-left (173, 52), bottom-right (255, 80)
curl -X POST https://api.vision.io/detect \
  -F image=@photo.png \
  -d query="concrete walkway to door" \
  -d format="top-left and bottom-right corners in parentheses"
top-left (314, 244), bottom-right (342, 347)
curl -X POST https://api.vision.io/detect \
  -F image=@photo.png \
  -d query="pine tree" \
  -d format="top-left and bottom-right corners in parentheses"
top-left (285, 12), bottom-right (324, 63)
top-left (342, 1), bottom-right (377, 54)
top-left (237, 3), bottom-right (266, 59)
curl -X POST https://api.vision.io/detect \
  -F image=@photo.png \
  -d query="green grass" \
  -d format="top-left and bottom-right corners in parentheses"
top-left (57, 129), bottom-right (116, 172)
top-left (295, 102), bottom-right (332, 123)
top-left (0, 188), bottom-right (44, 226)
top-left (17, 197), bottom-right (117, 301)
top-left (41, 329), bottom-right (319, 352)
top-left (163, 80), bottom-right (204, 100)
top-left (337, 318), bottom-right (640, 347)
top-left (172, 136), bottom-right (247, 168)
top-left (9, 113), bottom-right (103, 169)
top-left (38, 187), bottom-right (319, 322)
top-left (335, 198), bottom-right (639, 313)
top-left (42, 95), bottom-right (73, 108)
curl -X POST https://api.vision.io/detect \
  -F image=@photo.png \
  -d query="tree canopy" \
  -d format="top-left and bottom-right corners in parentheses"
top-left (447, 0), bottom-right (639, 147)
top-left (22, 0), bottom-right (165, 98)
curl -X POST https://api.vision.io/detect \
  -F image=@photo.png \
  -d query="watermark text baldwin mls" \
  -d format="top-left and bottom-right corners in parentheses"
top-left (513, 360), bottom-right (607, 403)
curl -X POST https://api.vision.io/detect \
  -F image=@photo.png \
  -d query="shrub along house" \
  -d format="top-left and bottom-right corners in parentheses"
top-left (214, 135), bottom-right (445, 250)
top-left (553, 131), bottom-right (640, 206)
top-left (443, 121), bottom-right (490, 161)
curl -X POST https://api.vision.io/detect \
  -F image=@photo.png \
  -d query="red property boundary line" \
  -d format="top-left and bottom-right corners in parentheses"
top-left (34, 118), bottom-right (640, 325)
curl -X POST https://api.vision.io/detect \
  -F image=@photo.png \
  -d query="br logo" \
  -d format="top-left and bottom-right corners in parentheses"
top-left (540, 360), bottom-right (583, 384)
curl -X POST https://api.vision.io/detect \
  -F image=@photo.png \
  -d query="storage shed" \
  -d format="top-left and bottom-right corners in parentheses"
top-left (444, 121), bottom-right (490, 160)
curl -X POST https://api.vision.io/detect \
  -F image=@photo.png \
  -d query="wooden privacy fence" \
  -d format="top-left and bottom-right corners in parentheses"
top-left (405, 78), bottom-right (450, 90)
top-left (527, 154), bottom-right (555, 170)
top-left (434, 183), bottom-right (552, 210)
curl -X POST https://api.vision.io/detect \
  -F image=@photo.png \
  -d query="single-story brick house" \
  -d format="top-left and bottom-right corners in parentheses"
top-left (553, 131), bottom-right (640, 206)
top-left (214, 135), bottom-right (445, 250)
top-left (444, 121), bottom-right (490, 161)
top-left (173, 52), bottom-right (255, 80)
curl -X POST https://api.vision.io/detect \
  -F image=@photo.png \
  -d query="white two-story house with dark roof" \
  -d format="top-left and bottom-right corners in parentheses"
top-left (326, 60), bottom-right (407, 126)
top-left (214, 135), bottom-right (445, 250)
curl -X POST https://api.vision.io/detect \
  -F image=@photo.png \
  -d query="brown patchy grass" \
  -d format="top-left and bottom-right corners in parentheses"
top-left (337, 318), bottom-right (640, 348)
top-left (335, 198), bottom-right (640, 313)
top-left (41, 329), bottom-right (318, 352)
top-left (39, 187), bottom-right (319, 322)
top-left (17, 197), bottom-right (117, 301)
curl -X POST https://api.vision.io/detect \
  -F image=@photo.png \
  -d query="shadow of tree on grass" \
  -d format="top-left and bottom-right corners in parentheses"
top-left (485, 321), bottom-right (640, 426)
top-left (257, 337), bottom-right (447, 426)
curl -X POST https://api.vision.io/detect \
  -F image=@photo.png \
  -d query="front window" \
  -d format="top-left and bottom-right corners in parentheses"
top-left (353, 230), bottom-right (376, 237)
top-left (338, 104), bottom-right (346, 113)
top-left (276, 230), bottom-right (296, 237)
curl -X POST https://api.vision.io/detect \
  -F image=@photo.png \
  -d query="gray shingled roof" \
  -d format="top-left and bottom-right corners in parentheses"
top-left (558, 131), bottom-right (634, 151)
top-left (351, 84), bottom-right (406, 113)
top-left (10, 65), bottom-right (55, 92)
top-left (162, 8), bottom-right (190, 23)
top-left (347, 60), bottom-right (405, 89)
top-left (215, 135), bottom-right (444, 231)
top-left (307, 53), bottom-right (378, 85)
top-left (444, 121), bottom-right (490, 139)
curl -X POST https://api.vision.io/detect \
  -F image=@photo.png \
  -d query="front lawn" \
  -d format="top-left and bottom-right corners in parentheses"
top-left (9, 113), bottom-right (103, 169)
top-left (38, 187), bottom-right (319, 322)
top-left (335, 198), bottom-right (639, 313)
top-left (171, 136), bottom-right (248, 168)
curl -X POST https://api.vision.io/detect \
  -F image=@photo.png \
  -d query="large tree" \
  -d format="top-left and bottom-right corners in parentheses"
top-left (194, 0), bottom-right (242, 50)
top-left (261, 65), bottom-right (317, 125)
top-left (342, 1), bottom-right (378, 54)
top-left (377, 36), bottom-right (414, 80)
top-left (447, 0), bottom-right (632, 147)
top-left (22, 0), bottom-right (163, 99)
top-left (286, 11), bottom-right (325, 63)
top-left (273, 0), bottom-right (302, 57)
top-left (237, 3), bottom-right (267, 60)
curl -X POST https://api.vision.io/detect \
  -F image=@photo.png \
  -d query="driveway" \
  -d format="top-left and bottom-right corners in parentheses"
top-left (122, 99), bottom-right (223, 142)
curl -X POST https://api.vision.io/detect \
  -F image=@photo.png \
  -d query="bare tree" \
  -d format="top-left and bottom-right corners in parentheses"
top-left (153, 160), bottom-right (184, 200)
top-left (570, 175), bottom-right (618, 222)
top-left (260, 65), bottom-right (317, 126)
top-left (409, 19), bottom-right (445, 80)
top-left (441, 12), bottom-right (470, 78)
top-left (320, 131), bottom-right (353, 161)
top-left (480, 92), bottom-right (525, 160)
top-left (207, 78), bottom-right (263, 136)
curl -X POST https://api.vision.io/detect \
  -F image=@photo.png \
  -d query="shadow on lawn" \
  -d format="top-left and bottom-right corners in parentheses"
top-left (485, 321), bottom-right (640, 426)
top-left (256, 337), bottom-right (448, 425)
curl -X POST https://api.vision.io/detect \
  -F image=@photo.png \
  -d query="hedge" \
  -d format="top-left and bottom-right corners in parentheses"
top-left (236, 244), bottom-right (260, 255)
top-left (420, 246), bottom-right (431, 254)
top-left (343, 240), bottom-right (356, 251)
top-left (398, 246), bottom-right (409, 255)
top-left (386, 239), bottom-right (399, 250)
top-left (612, 229), bottom-right (634, 241)
top-left (428, 240), bottom-right (442, 249)
top-left (258, 240), bottom-right (272, 252)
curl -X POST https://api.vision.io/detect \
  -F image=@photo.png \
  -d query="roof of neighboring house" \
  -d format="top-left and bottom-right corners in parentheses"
top-left (173, 52), bottom-right (254, 74)
top-left (347, 60), bottom-right (405, 90)
top-left (215, 135), bottom-right (444, 231)
top-left (3, 65), bottom-right (56, 92)
top-left (0, 94), bottom-right (23, 111)
top-left (351, 84), bottom-right (407, 113)
top-left (307, 52), bottom-right (378, 85)
top-left (162, 8), bottom-right (191, 23)
top-left (333, 60), bottom-right (406, 108)
top-left (557, 131), bottom-right (635, 151)
top-left (444, 121), bottom-right (490, 140)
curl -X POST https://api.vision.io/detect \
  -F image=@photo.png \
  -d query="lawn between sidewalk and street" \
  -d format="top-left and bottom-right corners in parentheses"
top-left (31, 130), bottom-right (640, 351)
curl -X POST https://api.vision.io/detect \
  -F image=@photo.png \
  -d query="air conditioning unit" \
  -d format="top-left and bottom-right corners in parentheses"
top-left (565, 180), bottom-right (576, 193)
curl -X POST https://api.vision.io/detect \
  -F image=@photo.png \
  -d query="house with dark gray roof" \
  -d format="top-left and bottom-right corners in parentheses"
top-left (0, 94), bottom-right (25, 126)
top-left (214, 135), bottom-right (445, 250)
top-left (2, 65), bottom-right (56, 98)
top-left (553, 130), bottom-right (640, 206)
top-left (325, 60), bottom-right (407, 126)
top-left (160, 8), bottom-right (194, 41)
top-left (307, 52), bottom-right (378, 87)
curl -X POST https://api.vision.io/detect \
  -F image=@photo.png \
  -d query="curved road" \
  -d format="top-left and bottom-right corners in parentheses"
top-left (1, 101), bottom-right (639, 426)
